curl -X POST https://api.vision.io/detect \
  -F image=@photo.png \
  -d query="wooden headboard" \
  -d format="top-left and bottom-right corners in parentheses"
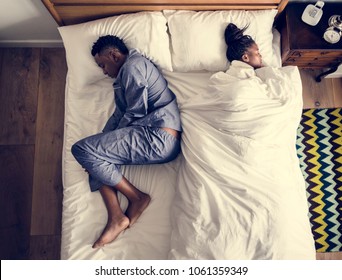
top-left (42, 0), bottom-right (289, 26)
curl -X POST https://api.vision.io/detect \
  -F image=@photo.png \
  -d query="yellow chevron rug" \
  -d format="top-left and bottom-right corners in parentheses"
top-left (296, 108), bottom-right (342, 252)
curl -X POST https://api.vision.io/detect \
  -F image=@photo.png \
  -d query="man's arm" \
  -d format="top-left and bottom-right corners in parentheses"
top-left (116, 66), bottom-right (149, 129)
top-left (102, 109), bottom-right (123, 133)
top-left (102, 85), bottom-right (125, 133)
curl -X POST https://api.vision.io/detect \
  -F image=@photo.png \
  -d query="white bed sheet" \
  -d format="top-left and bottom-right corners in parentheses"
top-left (61, 30), bottom-right (314, 259)
top-left (61, 69), bottom-right (214, 259)
top-left (61, 77), bottom-right (181, 259)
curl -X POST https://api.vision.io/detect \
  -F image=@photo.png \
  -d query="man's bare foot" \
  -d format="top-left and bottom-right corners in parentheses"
top-left (125, 193), bottom-right (151, 226)
top-left (92, 216), bottom-right (130, 249)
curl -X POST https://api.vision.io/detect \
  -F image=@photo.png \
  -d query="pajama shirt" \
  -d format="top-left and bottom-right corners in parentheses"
top-left (72, 49), bottom-right (182, 191)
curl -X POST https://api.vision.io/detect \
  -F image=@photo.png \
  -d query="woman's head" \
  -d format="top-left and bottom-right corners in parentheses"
top-left (224, 23), bottom-right (263, 69)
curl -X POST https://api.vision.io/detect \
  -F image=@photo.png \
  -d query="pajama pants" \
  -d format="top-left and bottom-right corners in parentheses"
top-left (71, 126), bottom-right (181, 192)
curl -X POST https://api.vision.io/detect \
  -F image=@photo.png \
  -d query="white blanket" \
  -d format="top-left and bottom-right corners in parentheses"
top-left (168, 61), bottom-right (316, 259)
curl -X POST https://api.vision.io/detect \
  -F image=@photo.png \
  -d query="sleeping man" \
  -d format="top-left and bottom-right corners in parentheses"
top-left (71, 35), bottom-right (182, 248)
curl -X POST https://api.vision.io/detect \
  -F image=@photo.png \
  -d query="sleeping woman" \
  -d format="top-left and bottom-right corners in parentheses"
top-left (224, 23), bottom-right (263, 69)
top-left (169, 23), bottom-right (316, 259)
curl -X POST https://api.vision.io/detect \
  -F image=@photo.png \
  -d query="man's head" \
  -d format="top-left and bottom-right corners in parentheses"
top-left (91, 35), bottom-right (129, 78)
top-left (224, 23), bottom-right (263, 69)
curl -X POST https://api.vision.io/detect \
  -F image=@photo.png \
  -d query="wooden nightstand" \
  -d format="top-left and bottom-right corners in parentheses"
top-left (278, 2), bottom-right (342, 80)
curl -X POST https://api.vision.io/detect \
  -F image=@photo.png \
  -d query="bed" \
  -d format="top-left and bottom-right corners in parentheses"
top-left (42, 0), bottom-right (316, 259)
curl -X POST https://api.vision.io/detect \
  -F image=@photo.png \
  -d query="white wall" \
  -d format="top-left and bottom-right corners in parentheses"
top-left (0, 0), bottom-right (62, 47)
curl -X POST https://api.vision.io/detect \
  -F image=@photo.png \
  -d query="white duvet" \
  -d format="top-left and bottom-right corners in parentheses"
top-left (168, 61), bottom-right (316, 259)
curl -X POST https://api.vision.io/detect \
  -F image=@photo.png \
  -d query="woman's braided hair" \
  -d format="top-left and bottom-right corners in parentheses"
top-left (91, 35), bottom-right (129, 56)
top-left (224, 23), bottom-right (255, 62)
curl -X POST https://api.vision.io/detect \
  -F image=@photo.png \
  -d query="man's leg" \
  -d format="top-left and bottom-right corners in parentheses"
top-left (72, 126), bottom-right (180, 246)
top-left (92, 185), bottom-right (130, 249)
top-left (114, 176), bottom-right (151, 226)
top-left (92, 178), bottom-right (151, 248)
top-left (71, 126), bottom-right (180, 191)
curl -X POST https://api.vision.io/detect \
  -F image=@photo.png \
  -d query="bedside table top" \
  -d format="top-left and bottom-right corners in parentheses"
top-left (285, 2), bottom-right (342, 50)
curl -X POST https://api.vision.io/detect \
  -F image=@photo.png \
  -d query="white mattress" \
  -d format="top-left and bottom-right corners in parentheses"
top-left (61, 30), bottom-right (315, 260)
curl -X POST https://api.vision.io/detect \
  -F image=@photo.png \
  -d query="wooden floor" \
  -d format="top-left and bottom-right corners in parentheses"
top-left (0, 48), bottom-right (341, 260)
top-left (0, 48), bottom-right (66, 259)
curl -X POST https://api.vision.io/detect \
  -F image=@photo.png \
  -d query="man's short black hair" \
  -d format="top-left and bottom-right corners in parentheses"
top-left (91, 35), bottom-right (129, 56)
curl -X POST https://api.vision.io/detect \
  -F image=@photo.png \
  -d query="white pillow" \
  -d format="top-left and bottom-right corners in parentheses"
top-left (58, 12), bottom-right (172, 90)
top-left (164, 9), bottom-right (278, 72)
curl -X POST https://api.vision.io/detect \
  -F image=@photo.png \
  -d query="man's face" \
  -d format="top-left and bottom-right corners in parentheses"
top-left (94, 49), bottom-right (121, 78)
